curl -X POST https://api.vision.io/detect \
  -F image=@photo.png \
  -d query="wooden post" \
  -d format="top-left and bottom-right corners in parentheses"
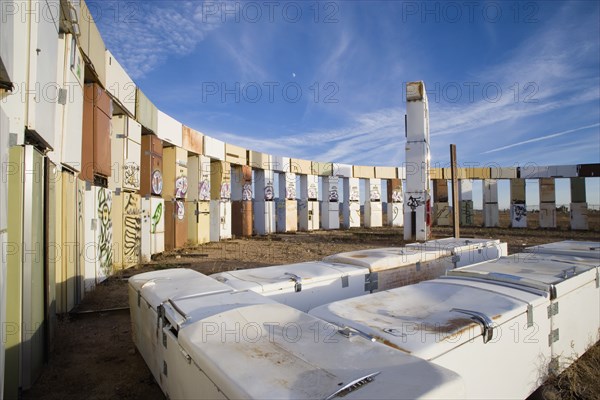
top-left (450, 144), bottom-right (460, 238)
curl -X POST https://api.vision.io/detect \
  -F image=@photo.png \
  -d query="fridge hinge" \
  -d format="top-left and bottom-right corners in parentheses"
top-left (162, 329), bottom-right (167, 348)
top-left (595, 269), bottom-right (599, 288)
top-left (179, 347), bottom-right (192, 364)
top-left (163, 361), bottom-right (168, 377)
top-left (365, 272), bottom-right (379, 292)
top-left (527, 304), bottom-right (533, 327)
top-left (341, 275), bottom-right (349, 288)
top-left (415, 261), bottom-right (421, 272)
top-left (451, 254), bottom-right (461, 266)
top-left (116, 134), bottom-right (126, 139)
top-left (548, 329), bottom-right (560, 346)
top-left (57, 88), bottom-right (67, 105)
top-left (547, 303), bottom-right (559, 318)
top-left (137, 291), bottom-right (141, 308)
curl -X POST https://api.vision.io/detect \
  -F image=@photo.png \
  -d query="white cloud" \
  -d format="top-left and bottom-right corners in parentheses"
top-left (96, 1), bottom-right (221, 79)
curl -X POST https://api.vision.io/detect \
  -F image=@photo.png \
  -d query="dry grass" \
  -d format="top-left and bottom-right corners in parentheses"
top-left (535, 341), bottom-right (600, 400)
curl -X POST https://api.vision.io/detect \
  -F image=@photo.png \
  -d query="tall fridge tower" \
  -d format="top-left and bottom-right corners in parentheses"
top-left (404, 81), bottom-right (431, 241)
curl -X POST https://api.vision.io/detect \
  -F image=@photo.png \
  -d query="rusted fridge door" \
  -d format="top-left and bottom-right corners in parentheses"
top-left (93, 105), bottom-right (111, 177)
top-left (232, 200), bottom-right (253, 237)
top-left (165, 200), bottom-right (188, 250)
top-left (140, 135), bottom-right (163, 197)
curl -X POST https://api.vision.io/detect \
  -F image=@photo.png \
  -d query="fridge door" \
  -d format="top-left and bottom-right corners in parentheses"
top-left (310, 279), bottom-right (550, 399)
top-left (212, 261), bottom-right (370, 312)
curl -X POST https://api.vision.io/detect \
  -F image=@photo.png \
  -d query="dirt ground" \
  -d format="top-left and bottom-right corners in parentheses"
top-left (22, 212), bottom-right (600, 400)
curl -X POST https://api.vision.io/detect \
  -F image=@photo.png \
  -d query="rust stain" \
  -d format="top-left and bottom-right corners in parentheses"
top-left (373, 336), bottom-right (412, 354)
top-left (492, 314), bottom-right (502, 320)
top-left (423, 317), bottom-right (476, 335)
top-left (350, 254), bottom-right (369, 258)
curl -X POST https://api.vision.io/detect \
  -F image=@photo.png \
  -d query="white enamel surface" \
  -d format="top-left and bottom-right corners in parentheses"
top-left (157, 110), bottom-right (183, 147)
top-left (324, 247), bottom-right (446, 272)
top-left (169, 291), bottom-right (465, 400)
top-left (130, 268), bottom-right (233, 309)
top-left (524, 240), bottom-right (600, 259)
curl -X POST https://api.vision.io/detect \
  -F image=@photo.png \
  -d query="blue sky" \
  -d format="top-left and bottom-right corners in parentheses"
top-left (93, 1), bottom-right (600, 207)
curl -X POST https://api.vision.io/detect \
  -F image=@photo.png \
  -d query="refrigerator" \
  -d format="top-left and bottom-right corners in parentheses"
top-left (324, 246), bottom-right (457, 291)
top-left (141, 197), bottom-right (165, 260)
top-left (140, 135), bottom-right (163, 197)
top-left (81, 83), bottom-right (112, 182)
top-left (523, 240), bottom-right (599, 259)
top-left (310, 277), bottom-right (551, 399)
top-left (448, 251), bottom-right (600, 374)
top-left (129, 268), bottom-right (466, 400)
top-left (110, 115), bottom-right (142, 192)
top-left (407, 238), bottom-right (507, 268)
top-left (276, 199), bottom-right (298, 232)
top-left (298, 200), bottom-right (319, 231)
top-left (186, 200), bottom-right (211, 245)
top-left (211, 261), bottom-right (371, 312)
top-left (111, 192), bottom-right (141, 269)
top-left (164, 200), bottom-right (188, 251)
top-left (210, 200), bottom-right (231, 241)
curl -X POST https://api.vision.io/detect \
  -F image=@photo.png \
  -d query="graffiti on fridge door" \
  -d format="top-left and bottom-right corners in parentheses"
top-left (220, 182), bottom-right (231, 201)
top-left (199, 177), bottom-right (210, 201)
top-left (175, 175), bottom-right (188, 198)
top-left (97, 188), bottom-right (113, 277)
top-left (513, 204), bottom-right (527, 222)
top-left (329, 186), bottom-right (339, 202)
top-left (264, 180), bottom-right (274, 201)
top-left (349, 186), bottom-right (359, 202)
top-left (242, 183), bottom-right (252, 201)
top-left (123, 193), bottom-right (141, 263)
top-left (152, 170), bottom-right (163, 195)
top-left (151, 202), bottom-right (163, 233)
top-left (370, 185), bottom-right (381, 201)
top-left (123, 163), bottom-right (140, 189)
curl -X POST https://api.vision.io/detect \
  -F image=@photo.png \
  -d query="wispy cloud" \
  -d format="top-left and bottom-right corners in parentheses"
top-left (95, 1), bottom-right (222, 79)
top-left (481, 123), bottom-right (600, 154)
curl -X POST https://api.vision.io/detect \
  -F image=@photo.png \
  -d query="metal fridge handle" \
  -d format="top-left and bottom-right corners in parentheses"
top-left (450, 308), bottom-right (494, 344)
top-left (324, 371), bottom-right (381, 400)
top-left (284, 272), bottom-right (303, 292)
